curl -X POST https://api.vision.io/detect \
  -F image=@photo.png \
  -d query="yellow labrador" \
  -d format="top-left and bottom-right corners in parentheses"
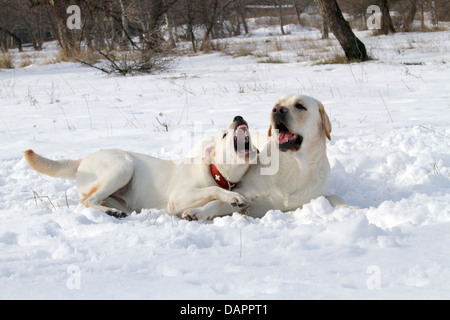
top-left (184, 94), bottom-right (350, 220)
top-left (24, 116), bottom-right (257, 219)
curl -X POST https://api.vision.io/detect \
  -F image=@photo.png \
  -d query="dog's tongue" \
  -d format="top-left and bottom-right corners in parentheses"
top-left (235, 124), bottom-right (248, 143)
top-left (235, 125), bottom-right (250, 154)
top-left (278, 130), bottom-right (296, 144)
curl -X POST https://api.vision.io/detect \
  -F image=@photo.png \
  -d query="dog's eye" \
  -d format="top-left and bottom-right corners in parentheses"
top-left (222, 132), bottom-right (227, 139)
top-left (295, 103), bottom-right (306, 111)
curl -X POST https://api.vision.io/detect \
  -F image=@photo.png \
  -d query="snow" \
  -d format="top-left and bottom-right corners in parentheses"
top-left (1, 27), bottom-right (449, 299)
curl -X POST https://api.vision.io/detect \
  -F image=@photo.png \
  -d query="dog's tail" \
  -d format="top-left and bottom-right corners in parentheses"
top-left (24, 149), bottom-right (81, 179)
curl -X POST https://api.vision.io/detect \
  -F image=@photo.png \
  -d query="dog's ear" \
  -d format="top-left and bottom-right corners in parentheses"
top-left (268, 125), bottom-right (272, 137)
top-left (202, 142), bottom-right (216, 164)
top-left (319, 103), bottom-right (332, 140)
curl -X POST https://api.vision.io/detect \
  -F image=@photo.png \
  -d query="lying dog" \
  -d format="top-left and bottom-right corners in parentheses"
top-left (184, 94), bottom-right (339, 220)
top-left (24, 116), bottom-right (257, 219)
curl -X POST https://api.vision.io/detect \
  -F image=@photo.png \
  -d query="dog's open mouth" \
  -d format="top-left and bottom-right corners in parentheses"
top-left (275, 122), bottom-right (303, 152)
top-left (234, 124), bottom-right (251, 157)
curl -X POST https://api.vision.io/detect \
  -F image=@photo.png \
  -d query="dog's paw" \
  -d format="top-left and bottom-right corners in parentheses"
top-left (218, 190), bottom-right (247, 208)
top-left (182, 211), bottom-right (198, 221)
top-left (105, 210), bottom-right (127, 219)
top-left (227, 193), bottom-right (247, 208)
top-left (183, 209), bottom-right (217, 221)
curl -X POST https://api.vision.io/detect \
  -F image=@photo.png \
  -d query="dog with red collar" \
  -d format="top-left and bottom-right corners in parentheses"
top-left (184, 94), bottom-right (338, 220)
top-left (24, 116), bottom-right (257, 219)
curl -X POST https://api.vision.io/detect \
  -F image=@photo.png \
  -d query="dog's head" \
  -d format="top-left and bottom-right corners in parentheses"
top-left (204, 116), bottom-right (257, 182)
top-left (214, 115), bottom-right (257, 163)
top-left (269, 94), bottom-right (331, 153)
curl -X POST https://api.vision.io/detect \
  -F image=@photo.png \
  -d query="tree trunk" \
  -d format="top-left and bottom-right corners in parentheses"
top-left (237, 0), bottom-right (248, 35)
top-left (321, 19), bottom-right (329, 39)
top-left (403, 0), bottom-right (417, 32)
top-left (118, 0), bottom-right (129, 47)
top-left (277, 0), bottom-right (286, 35)
top-left (200, 0), bottom-right (219, 52)
top-left (165, 13), bottom-right (176, 48)
top-left (146, 0), bottom-right (166, 51)
top-left (0, 26), bottom-right (23, 52)
top-left (314, 0), bottom-right (368, 62)
top-left (379, 0), bottom-right (395, 34)
top-left (188, 24), bottom-right (197, 53)
top-left (179, 0), bottom-right (197, 52)
top-left (429, 0), bottom-right (437, 26)
top-left (292, 0), bottom-right (302, 24)
top-left (420, 0), bottom-right (425, 30)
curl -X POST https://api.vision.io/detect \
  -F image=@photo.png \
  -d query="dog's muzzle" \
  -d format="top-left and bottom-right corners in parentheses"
top-left (271, 106), bottom-right (303, 152)
top-left (232, 116), bottom-right (256, 159)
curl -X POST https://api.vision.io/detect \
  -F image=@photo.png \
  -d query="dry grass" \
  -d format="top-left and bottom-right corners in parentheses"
top-left (212, 33), bottom-right (351, 65)
top-left (18, 53), bottom-right (33, 68)
top-left (257, 57), bottom-right (286, 64)
top-left (216, 41), bottom-right (256, 58)
top-left (54, 48), bottom-right (102, 65)
top-left (314, 54), bottom-right (349, 65)
top-left (0, 52), bottom-right (13, 69)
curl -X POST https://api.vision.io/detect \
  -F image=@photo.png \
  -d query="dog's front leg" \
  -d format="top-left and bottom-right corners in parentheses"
top-left (168, 186), bottom-right (247, 217)
top-left (182, 200), bottom-right (243, 221)
top-left (212, 187), bottom-right (247, 208)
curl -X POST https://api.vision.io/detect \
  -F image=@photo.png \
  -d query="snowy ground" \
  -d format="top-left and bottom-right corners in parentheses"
top-left (0, 27), bottom-right (449, 299)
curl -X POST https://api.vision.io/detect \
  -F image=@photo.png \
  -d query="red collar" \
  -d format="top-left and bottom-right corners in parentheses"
top-left (210, 164), bottom-right (238, 190)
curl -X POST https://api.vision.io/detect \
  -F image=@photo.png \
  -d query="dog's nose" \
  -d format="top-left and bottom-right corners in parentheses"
top-left (272, 105), bottom-right (287, 114)
top-left (233, 115), bottom-right (244, 123)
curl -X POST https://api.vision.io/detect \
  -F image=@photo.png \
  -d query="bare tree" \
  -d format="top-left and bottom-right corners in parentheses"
top-left (199, 0), bottom-right (219, 51)
top-left (403, 0), bottom-right (417, 31)
top-left (79, 0), bottom-right (178, 75)
top-left (236, 0), bottom-right (249, 35)
top-left (378, 0), bottom-right (395, 34)
top-left (429, 0), bottom-right (437, 26)
top-left (27, 0), bottom-right (87, 59)
top-left (291, 0), bottom-right (314, 24)
top-left (0, 25), bottom-right (23, 52)
top-left (314, 0), bottom-right (368, 62)
top-left (0, 0), bottom-right (49, 52)
top-left (435, 0), bottom-right (449, 24)
top-left (177, 0), bottom-right (199, 52)
top-left (321, 19), bottom-right (328, 39)
top-left (277, 0), bottom-right (286, 35)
